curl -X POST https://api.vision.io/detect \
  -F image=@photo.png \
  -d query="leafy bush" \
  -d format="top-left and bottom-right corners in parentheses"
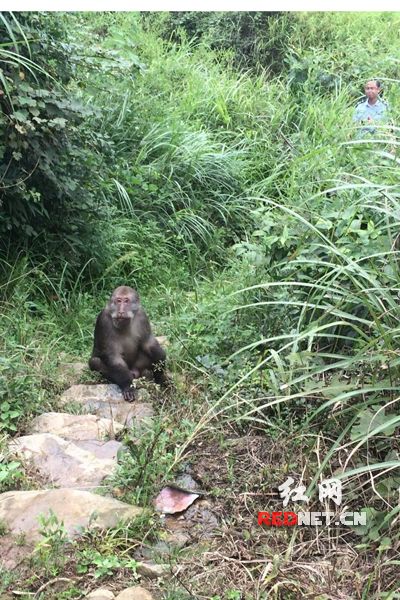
top-left (149, 12), bottom-right (296, 74)
top-left (0, 12), bottom-right (112, 278)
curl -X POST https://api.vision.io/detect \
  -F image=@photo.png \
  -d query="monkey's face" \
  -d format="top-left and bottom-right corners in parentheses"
top-left (109, 291), bottom-right (139, 328)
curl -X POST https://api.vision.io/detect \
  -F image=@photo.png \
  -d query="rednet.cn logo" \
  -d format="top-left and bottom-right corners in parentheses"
top-left (258, 477), bottom-right (367, 527)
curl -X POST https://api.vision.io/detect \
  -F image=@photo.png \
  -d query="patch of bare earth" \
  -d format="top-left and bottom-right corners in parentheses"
top-left (147, 433), bottom-right (398, 599)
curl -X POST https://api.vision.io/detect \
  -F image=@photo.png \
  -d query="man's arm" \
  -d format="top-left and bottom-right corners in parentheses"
top-left (353, 103), bottom-right (364, 122)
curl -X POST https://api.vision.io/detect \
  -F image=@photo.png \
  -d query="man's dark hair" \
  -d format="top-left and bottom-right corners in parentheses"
top-left (368, 79), bottom-right (382, 89)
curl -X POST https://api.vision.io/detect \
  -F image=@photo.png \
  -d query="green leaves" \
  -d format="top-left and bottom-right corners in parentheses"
top-left (48, 117), bottom-right (67, 128)
top-left (0, 401), bottom-right (22, 433)
top-left (350, 405), bottom-right (399, 441)
top-left (352, 506), bottom-right (387, 541)
top-left (76, 549), bottom-right (139, 579)
top-left (0, 460), bottom-right (23, 490)
top-left (18, 95), bottom-right (36, 107)
top-left (0, 12), bottom-right (111, 276)
top-left (12, 108), bottom-right (29, 121)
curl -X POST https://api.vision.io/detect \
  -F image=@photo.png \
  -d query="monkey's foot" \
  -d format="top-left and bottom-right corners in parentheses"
top-left (122, 388), bottom-right (136, 403)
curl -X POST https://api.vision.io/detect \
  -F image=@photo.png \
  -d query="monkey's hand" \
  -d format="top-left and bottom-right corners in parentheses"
top-left (122, 386), bottom-right (136, 403)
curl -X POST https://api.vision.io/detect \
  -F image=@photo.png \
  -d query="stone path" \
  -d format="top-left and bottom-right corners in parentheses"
top-left (0, 377), bottom-right (158, 597)
top-left (5, 383), bottom-right (154, 496)
top-left (1, 361), bottom-right (218, 599)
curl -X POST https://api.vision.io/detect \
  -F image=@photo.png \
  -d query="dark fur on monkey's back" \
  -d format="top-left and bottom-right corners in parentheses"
top-left (89, 286), bottom-right (167, 402)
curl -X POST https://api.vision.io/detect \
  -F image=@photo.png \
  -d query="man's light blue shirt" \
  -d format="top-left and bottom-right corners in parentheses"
top-left (353, 97), bottom-right (388, 134)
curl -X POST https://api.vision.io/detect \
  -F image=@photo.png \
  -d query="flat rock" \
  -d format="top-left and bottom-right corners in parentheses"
top-left (9, 433), bottom-right (118, 489)
top-left (0, 489), bottom-right (142, 541)
top-left (29, 412), bottom-right (123, 440)
top-left (58, 361), bottom-right (87, 385)
top-left (115, 587), bottom-right (154, 600)
top-left (137, 561), bottom-right (168, 579)
top-left (154, 486), bottom-right (199, 514)
top-left (86, 589), bottom-right (115, 600)
top-left (74, 439), bottom-right (122, 460)
top-left (164, 530), bottom-right (190, 548)
top-left (60, 384), bottom-right (154, 428)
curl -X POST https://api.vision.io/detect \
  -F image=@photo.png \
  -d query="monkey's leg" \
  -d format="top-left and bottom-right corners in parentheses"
top-left (91, 356), bottom-right (136, 402)
top-left (89, 356), bottom-right (108, 375)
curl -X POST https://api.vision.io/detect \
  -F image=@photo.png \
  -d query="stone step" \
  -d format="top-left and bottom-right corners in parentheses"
top-left (60, 384), bottom-right (154, 429)
top-left (0, 488), bottom-right (142, 540)
top-left (29, 411), bottom-right (123, 440)
top-left (9, 433), bottom-right (120, 490)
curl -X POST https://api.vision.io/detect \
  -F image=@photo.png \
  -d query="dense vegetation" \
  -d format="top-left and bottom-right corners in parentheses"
top-left (1, 11), bottom-right (400, 599)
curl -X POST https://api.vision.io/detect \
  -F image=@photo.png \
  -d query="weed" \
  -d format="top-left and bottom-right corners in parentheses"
top-left (32, 511), bottom-right (71, 576)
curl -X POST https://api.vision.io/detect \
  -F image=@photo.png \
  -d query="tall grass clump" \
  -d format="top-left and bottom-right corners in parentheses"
top-left (66, 13), bottom-right (296, 278)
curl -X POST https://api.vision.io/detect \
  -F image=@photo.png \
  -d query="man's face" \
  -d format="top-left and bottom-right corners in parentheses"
top-left (364, 81), bottom-right (380, 102)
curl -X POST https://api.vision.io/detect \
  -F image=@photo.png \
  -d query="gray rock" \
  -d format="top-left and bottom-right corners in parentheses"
top-left (164, 530), bottom-right (190, 548)
top-left (9, 433), bottom-right (118, 490)
top-left (74, 439), bottom-right (122, 460)
top-left (115, 587), bottom-right (154, 600)
top-left (0, 489), bottom-right (142, 541)
top-left (137, 561), bottom-right (168, 579)
top-left (86, 589), bottom-right (115, 600)
top-left (29, 412), bottom-right (123, 440)
top-left (173, 473), bottom-right (201, 492)
top-left (60, 384), bottom-right (154, 429)
top-left (58, 361), bottom-right (87, 385)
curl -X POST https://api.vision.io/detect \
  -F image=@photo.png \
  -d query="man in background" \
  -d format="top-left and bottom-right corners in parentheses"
top-left (353, 79), bottom-right (388, 135)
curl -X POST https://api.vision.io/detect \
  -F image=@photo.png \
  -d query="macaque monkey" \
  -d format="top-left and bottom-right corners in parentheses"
top-left (89, 286), bottom-right (167, 402)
